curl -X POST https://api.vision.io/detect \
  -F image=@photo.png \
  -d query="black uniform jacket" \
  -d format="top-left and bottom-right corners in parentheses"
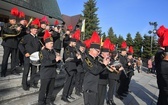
top-left (108, 59), bottom-right (120, 80)
top-left (63, 46), bottom-right (78, 73)
top-left (19, 34), bottom-right (42, 55)
top-left (39, 48), bottom-right (57, 79)
top-left (119, 54), bottom-right (128, 78)
top-left (1, 23), bottom-right (19, 48)
top-left (52, 31), bottom-right (61, 50)
top-left (83, 54), bottom-right (106, 93)
top-left (98, 55), bottom-right (109, 85)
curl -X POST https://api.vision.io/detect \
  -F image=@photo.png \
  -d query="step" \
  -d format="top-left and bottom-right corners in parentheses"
top-left (0, 75), bottom-right (22, 90)
top-left (0, 86), bottom-right (39, 103)
top-left (0, 78), bottom-right (66, 104)
top-left (0, 70), bottom-right (66, 90)
top-left (0, 87), bottom-right (83, 105)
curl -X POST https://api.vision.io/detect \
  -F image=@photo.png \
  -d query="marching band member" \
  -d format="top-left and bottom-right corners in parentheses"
top-left (63, 26), bottom-right (72, 49)
top-left (61, 35), bottom-right (80, 103)
top-left (116, 41), bottom-right (128, 100)
top-left (75, 41), bottom-right (86, 96)
top-left (97, 38), bottom-right (111, 105)
top-left (52, 20), bottom-right (62, 53)
top-left (38, 16), bottom-right (48, 45)
top-left (1, 8), bottom-right (22, 77)
top-left (107, 44), bottom-right (123, 105)
top-left (124, 46), bottom-right (135, 94)
top-left (155, 26), bottom-right (165, 105)
top-left (82, 31), bottom-right (111, 105)
top-left (38, 30), bottom-right (61, 105)
top-left (19, 19), bottom-right (42, 90)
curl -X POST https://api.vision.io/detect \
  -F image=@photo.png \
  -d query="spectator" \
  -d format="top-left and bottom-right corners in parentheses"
top-left (136, 57), bottom-right (142, 73)
top-left (147, 58), bottom-right (153, 73)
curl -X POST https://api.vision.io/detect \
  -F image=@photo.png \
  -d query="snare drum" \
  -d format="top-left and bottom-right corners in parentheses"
top-left (30, 51), bottom-right (40, 66)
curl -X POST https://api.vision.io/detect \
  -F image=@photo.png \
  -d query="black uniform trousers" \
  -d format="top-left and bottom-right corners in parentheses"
top-left (108, 79), bottom-right (117, 100)
top-left (117, 72), bottom-right (126, 95)
top-left (38, 78), bottom-right (55, 105)
top-left (84, 90), bottom-right (97, 105)
top-left (124, 72), bottom-right (133, 92)
top-left (16, 47), bottom-right (24, 66)
top-left (22, 57), bottom-right (38, 87)
top-left (97, 84), bottom-right (107, 105)
top-left (1, 46), bottom-right (17, 76)
top-left (62, 70), bottom-right (76, 98)
top-left (75, 72), bottom-right (84, 93)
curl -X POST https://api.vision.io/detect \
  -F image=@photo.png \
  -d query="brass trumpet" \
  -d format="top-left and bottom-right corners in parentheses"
top-left (97, 55), bottom-right (120, 73)
top-left (26, 17), bottom-right (33, 27)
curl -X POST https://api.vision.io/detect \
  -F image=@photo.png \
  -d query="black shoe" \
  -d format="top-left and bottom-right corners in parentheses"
top-left (115, 95), bottom-right (123, 100)
top-left (46, 102), bottom-right (56, 105)
top-left (120, 94), bottom-right (127, 97)
top-left (61, 97), bottom-right (71, 103)
top-left (31, 84), bottom-right (39, 88)
top-left (11, 71), bottom-right (20, 75)
top-left (110, 100), bottom-right (116, 105)
top-left (106, 100), bottom-right (112, 105)
top-left (68, 95), bottom-right (75, 99)
top-left (75, 92), bottom-right (82, 96)
top-left (1, 74), bottom-right (6, 77)
top-left (22, 86), bottom-right (29, 91)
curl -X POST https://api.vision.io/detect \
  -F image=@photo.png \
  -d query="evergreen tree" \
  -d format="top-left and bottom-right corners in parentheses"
top-left (102, 32), bottom-right (106, 41)
top-left (117, 35), bottom-right (124, 50)
top-left (133, 32), bottom-right (143, 57)
top-left (142, 35), bottom-right (153, 58)
top-left (82, 0), bottom-right (100, 39)
top-left (107, 27), bottom-right (118, 44)
top-left (126, 33), bottom-right (133, 46)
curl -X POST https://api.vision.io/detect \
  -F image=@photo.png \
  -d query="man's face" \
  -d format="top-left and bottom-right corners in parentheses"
top-left (20, 20), bottom-right (26, 25)
top-left (128, 55), bottom-right (133, 59)
top-left (9, 19), bottom-right (16, 25)
top-left (45, 42), bottom-right (53, 50)
top-left (79, 46), bottom-right (86, 53)
top-left (90, 48), bottom-right (100, 57)
top-left (30, 28), bottom-right (38, 35)
top-left (121, 50), bottom-right (127, 56)
top-left (101, 52), bottom-right (110, 58)
top-left (72, 42), bottom-right (76, 47)
top-left (41, 24), bottom-right (46, 29)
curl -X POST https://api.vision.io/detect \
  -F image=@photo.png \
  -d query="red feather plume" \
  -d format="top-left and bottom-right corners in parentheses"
top-left (128, 46), bottom-right (134, 54)
top-left (162, 29), bottom-right (168, 46)
top-left (31, 18), bottom-right (41, 27)
top-left (157, 25), bottom-right (167, 37)
top-left (84, 39), bottom-right (91, 48)
top-left (18, 11), bottom-right (25, 18)
top-left (72, 29), bottom-right (81, 41)
top-left (90, 31), bottom-right (100, 44)
top-left (103, 38), bottom-right (111, 49)
top-left (54, 20), bottom-right (59, 26)
top-left (11, 7), bottom-right (19, 16)
top-left (43, 30), bottom-right (51, 41)
top-left (110, 43), bottom-right (115, 51)
top-left (41, 16), bottom-right (49, 24)
top-left (68, 25), bottom-right (73, 31)
top-left (121, 41), bottom-right (127, 49)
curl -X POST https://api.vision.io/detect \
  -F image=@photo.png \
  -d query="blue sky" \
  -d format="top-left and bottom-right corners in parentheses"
top-left (57, 0), bottom-right (168, 39)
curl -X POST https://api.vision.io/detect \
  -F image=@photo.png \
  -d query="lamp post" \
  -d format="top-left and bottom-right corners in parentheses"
top-left (148, 22), bottom-right (157, 53)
